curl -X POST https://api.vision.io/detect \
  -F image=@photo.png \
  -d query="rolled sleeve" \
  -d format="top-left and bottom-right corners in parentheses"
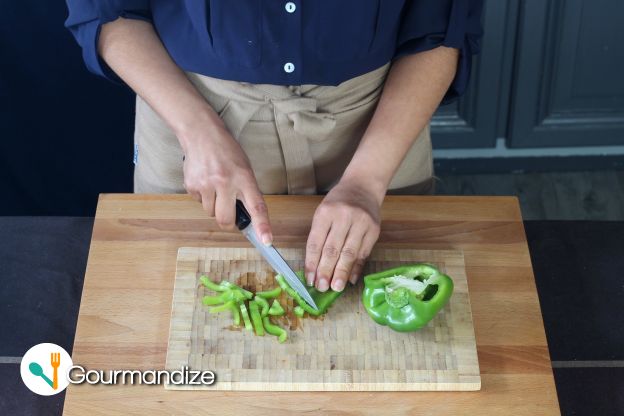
top-left (65, 0), bottom-right (152, 82)
top-left (394, 0), bottom-right (484, 103)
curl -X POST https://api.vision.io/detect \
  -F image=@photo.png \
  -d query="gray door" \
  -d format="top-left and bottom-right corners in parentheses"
top-left (432, 0), bottom-right (515, 149)
top-left (509, 0), bottom-right (624, 148)
top-left (432, 0), bottom-right (624, 150)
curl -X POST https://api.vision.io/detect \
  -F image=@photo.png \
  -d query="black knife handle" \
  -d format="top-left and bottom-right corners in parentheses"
top-left (235, 199), bottom-right (251, 230)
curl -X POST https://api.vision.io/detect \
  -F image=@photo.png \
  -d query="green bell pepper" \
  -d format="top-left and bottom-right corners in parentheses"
top-left (203, 289), bottom-right (247, 306)
top-left (217, 281), bottom-right (253, 299)
top-left (199, 275), bottom-right (228, 292)
top-left (262, 316), bottom-right (287, 343)
top-left (208, 300), bottom-right (241, 326)
top-left (268, 300), bottom-right (285, 316)
top-left (239, 303), bottom-right (253, 331)
top-left (293, 306), bottom-right (305, 318)
top-left (362, 263), bottom-right (453, 332)
top-left (275, 271), bottom-right (343, 316)
top-left (249, 300), bottom-right (265, 336)
top-left (200, 272), bottom-right (342, 343)
top-left (254, 295), bottom-right (270, 317)
top-left (255, 287), bottom-right (282, 299)
top-left (202, 294), bottom-right (227, 306)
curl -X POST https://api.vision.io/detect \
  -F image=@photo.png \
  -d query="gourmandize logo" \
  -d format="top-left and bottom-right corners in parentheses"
top-left (20, 343), bottom-right (216, 392)
top-left (20, 343), bottom-right (73, 396)
top-left (29, 352), bottom-right (61, 390)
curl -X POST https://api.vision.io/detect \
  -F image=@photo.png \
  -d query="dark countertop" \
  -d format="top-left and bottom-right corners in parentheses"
top-left (0, 217), bottom-right (622, 416)
top-left (524, 221), bottom-right (624, 416)
top-left (0, 217), bottom-right (92, 415)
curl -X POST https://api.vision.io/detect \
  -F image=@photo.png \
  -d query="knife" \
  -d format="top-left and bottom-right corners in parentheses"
top-left (235, 200), bottom-right (319, 311)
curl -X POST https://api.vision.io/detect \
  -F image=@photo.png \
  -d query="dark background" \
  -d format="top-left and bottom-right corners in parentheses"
top-left (1, 0), bottom-right (624, 217)
top-left (1, 2), bottom-right (135, 216)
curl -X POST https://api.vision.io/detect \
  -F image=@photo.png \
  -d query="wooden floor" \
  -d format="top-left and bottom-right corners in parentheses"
top-left (436, 170), bottom-right (624, 220)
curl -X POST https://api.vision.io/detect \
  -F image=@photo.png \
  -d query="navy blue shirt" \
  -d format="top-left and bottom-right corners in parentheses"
top-left (65, 1), bottom-right (483, 103)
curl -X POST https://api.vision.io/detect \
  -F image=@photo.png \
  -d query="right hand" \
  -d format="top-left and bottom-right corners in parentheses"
top-left (180, 121), bottom-right (273, 245)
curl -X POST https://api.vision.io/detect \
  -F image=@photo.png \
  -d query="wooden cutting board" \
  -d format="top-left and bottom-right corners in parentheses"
top-left (165, 247), bottom-right (480, 391)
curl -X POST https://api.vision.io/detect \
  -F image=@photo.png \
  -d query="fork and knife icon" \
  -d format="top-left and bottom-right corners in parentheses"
top-left (28, 352), bottom-right (61, 389)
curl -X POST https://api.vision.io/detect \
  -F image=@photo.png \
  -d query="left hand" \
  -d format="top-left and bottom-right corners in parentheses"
top-left (305, 178), bottom-right (384, 292)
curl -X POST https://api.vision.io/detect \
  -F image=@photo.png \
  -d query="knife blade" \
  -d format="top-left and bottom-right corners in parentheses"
top-left (235, 200), bottom-right (318, 311)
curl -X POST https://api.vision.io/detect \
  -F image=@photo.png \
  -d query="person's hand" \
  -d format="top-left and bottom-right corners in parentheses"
top-left (180, 120), bottom-right (272, 244)
top-left (305, 177), bottom-right (384, 292)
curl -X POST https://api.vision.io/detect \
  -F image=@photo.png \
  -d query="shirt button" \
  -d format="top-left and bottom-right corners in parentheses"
top-left (283, 62), bottom-right (295, 73)
top-left (285, 2), bottom-right (296, 13)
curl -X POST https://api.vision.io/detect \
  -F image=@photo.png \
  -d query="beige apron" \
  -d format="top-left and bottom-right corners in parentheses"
top-left (133, 63), bottom-right (434, 195)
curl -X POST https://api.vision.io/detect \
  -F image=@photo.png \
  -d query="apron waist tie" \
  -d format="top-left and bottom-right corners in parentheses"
top-left (215, 85), bottom-right (337, 194)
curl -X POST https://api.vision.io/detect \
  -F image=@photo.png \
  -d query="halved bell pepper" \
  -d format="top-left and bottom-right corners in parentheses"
top-left (362, 263), bottom-right (453, 332)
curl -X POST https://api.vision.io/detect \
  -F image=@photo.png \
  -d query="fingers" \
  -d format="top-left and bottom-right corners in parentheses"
top-left (349, 228), bottom-right (379, 285)
top-left (330, 226), bottom-right (366, 292)
top-left (306, 199), bottom-right (381, 292)
top-left (242, 187), bottom-right (272, 246)
top-left (315, 220), bottom-right (351, 292)
top-left (183, 181), bottom-right (202, 203)
top-left (199, 189), bottom-right (216, 217)
top-left (186, 170), bottom-right (266, 236)
top-left (349, 255), bottom-right (366, 285)
top-left (214, 191), bottom-right (236, 229)
top-left (305, 211), bottom-right (332, 287)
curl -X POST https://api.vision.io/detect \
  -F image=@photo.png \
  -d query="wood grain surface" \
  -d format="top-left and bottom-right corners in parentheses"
top-left (166, 247), bottom-right (480, 391)
top-left (63, 195), bottom-right (560, 415)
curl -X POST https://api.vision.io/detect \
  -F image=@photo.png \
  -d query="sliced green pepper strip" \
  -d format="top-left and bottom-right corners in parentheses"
top-left (221, 289), bottom-right (248, 303)
top-left (203, 289), bottom-right (247, 305)
top-left (255, 287), bottom-right (282, 299)
top-left (275, 274), bottom-right (299, 298)
top-left (219, 281), bottom-right (253, 299)
top-left (262, 316), bottom-right (287, 343)
top-left (268, 300), bottom-right (285, 316)
top-left (239, 303), bottom-right (253, 331)
top-left (276, 271), bottom-right (343, 316)
top-left (293, 306), bottom-right (305, 318)
top-left (248, 301), bottom-right (264, 336)
top-left (208, 300), bottom-right (240, 326)
top-left (202, 295), bottom-right (226, 306)
top-left (361, 263), bottom-right (454, 332)
top-left (275, 274), bottom-right (318, 315)
top-left (254, 295), bottom-right (270, 317)
top-left (232, 290), bottom-right (250, 303)
top-left (208, 300), bottom-right (235, 313)
top-left (199, 276), bottom-right (228, 292)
